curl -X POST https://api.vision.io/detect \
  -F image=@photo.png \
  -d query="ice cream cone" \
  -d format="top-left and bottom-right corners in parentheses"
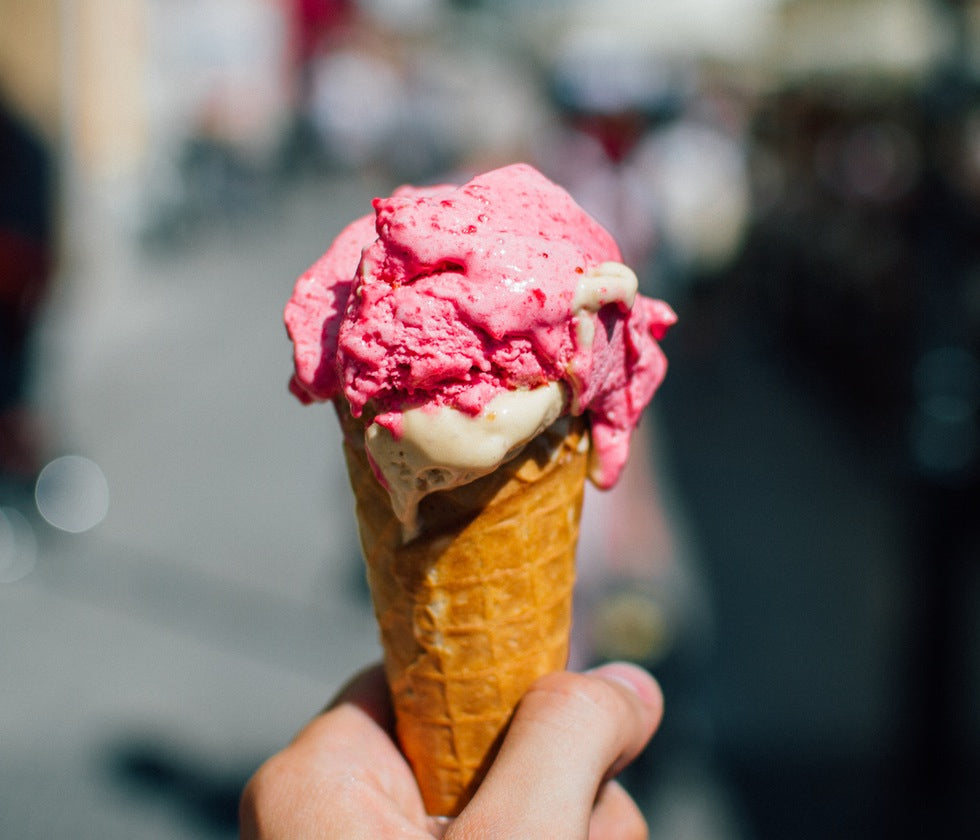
top-left (285, 164), bottom-right (674, 816)
top-left (338, 402), bottom-right (589, 816)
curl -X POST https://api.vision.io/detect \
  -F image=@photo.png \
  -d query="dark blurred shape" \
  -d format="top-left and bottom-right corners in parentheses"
top-left (740, 78), bottom-right (923, 428)
top-left (288, 0), bottom-right (354, 74)
top-left (104, 734), bottom-right (259, 836)
top-left (0, 94), bottom-right (54, 481)
top-left (548, 40), bottom-right (690, 162)
top-left (898, 57), bottom-right (980, 840)
top-left (911, 346), bottom-right (979, 481)
top-left (278, 0), bottom-right (354, 177)
top-left (658, 56), bottom-right (980, 838)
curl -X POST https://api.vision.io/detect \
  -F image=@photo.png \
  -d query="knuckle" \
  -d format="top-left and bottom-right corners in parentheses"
top-left (592, 782), bottom-right (649, 840)
top-left (619, 797), bottom-right (649, 840)
top-left (238, 753), bottom-right (292, 838)
top-left (524, 671), bottom-right (626, 729)
top-left (238, 773), bottom-right (263, 838)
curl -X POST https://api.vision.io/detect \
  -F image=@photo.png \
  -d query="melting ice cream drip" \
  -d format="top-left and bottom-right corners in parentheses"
top-left (364, 382), bottom-right (565, 536)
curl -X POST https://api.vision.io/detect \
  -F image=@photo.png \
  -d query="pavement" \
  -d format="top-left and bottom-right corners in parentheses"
top-left (0, 171), bottom-right (745, 839)
top-left (1, 173), bottom-right (388, 839)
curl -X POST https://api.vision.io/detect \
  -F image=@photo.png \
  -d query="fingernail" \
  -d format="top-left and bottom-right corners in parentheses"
top-left (586, 662), bottom-right (662, 708)
top-left (427, 816), bottom-right (453, 839)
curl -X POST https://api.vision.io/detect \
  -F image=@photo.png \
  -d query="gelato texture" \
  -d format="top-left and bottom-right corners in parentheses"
top-left (286, 163), bottom-right (675, 517)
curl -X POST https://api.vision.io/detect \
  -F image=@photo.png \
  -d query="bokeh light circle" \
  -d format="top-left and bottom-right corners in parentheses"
top-left (0, 507), bottom-right (38, 583)
top-left (35, 455), bottom-right (110, 533)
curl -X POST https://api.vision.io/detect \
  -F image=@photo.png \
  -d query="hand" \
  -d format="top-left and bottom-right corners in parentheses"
top-left (240, 662), bottom-right (663, 839)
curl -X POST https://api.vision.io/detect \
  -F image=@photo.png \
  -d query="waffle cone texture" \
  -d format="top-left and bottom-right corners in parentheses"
top-left (338, 403), bottom-right (588, 816)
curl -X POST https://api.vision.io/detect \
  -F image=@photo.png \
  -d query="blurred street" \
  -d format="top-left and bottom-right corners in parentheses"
top-left (0, 174), bottom-right (386, 839)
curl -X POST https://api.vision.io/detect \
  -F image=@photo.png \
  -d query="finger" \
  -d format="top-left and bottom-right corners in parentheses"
top-left (285, 663), bottom-right (399, 785)
top-left (240, 664), bottom-right (429, 840)
top-left (447, 663), bottom-right (663, 839)
top-left (589, 780), bottom-right (647, 840)
top-left (322, 662), bottom-right (393, 731)
top-left (585, 662), bottom-right (663, 779)
top-left (426, 815), bottom-right (454, 838)
top-left (294, 664), bottom-right (423, 818)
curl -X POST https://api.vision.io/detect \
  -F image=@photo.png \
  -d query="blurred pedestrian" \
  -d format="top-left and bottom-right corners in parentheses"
top-left (0, 95), bottom-right (54, 479)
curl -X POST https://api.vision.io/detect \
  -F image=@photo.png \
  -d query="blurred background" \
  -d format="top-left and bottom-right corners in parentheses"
top-left (2, 0), bottom-right (978, 837)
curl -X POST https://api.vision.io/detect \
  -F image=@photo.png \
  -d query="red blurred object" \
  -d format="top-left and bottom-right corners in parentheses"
top-left (573, 112), bottom-right (649, 164)
top-left (287, 0), bottom-right (353, 67)
top-left (1, 97), bottom-right (53, 477)
top-left (0, 230), bottom-right (49, 314)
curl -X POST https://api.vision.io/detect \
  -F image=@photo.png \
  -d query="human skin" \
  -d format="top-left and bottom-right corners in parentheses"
top-left (240, 662), bottom-right (663, 839)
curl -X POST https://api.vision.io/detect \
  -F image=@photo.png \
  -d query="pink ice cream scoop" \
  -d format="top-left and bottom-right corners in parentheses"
top-left (285, 163), bottom-right (675, 493)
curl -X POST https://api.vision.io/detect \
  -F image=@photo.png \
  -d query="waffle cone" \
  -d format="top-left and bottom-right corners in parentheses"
top-left (338, 404), bottom-right (588, 816)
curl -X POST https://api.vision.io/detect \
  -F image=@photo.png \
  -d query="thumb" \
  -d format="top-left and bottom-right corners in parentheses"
top-left (446, 663), bottom-right (663, 839)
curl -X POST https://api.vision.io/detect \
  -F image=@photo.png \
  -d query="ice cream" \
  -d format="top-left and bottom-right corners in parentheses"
top-left (284, 163), bottom-right (675, 815)
top-left (287, 163), bottom-right (675, 516)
